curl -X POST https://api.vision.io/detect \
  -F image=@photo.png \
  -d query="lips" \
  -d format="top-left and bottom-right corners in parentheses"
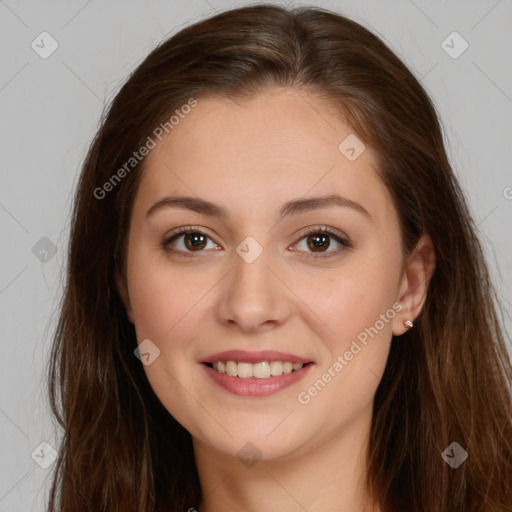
top-left (200, 350), bottom-right (314, 397)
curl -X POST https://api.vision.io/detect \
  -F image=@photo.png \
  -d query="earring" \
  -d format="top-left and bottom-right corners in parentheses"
top-left (404, 319), bottom-right (414, 329)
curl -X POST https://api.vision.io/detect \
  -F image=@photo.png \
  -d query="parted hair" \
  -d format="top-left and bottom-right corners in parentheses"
top-left (47, 4), bottom-right (512, 511)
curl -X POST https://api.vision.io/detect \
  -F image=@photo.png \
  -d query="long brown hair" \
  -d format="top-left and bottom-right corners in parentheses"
top-left (46, 4), bottom-right (512, 511)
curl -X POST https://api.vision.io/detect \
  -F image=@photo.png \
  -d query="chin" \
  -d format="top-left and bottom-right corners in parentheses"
top-left (190, 414), bottom-right (320, 464)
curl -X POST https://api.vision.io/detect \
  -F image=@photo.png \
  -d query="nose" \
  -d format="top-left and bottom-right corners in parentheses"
top-left (216, 241), bottom-right (293, 333)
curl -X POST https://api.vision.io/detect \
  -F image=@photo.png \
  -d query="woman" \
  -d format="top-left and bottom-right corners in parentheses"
top-left (47, 4), bottom-right (512, 511)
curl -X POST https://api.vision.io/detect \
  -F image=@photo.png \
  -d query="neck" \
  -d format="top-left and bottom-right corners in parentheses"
top-left (193, 405), bottom-right (380, 512)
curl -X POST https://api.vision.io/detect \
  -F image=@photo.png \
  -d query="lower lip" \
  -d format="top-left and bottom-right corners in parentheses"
top-left (201, 363), bottom-right (313, 397)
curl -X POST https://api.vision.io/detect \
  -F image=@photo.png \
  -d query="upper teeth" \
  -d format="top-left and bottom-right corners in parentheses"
top-left (212, 361), bottom-right (304, 378)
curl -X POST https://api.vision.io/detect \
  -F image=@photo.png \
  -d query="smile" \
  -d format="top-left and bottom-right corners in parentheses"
top-left (200, 350), bottom-right (314, 397)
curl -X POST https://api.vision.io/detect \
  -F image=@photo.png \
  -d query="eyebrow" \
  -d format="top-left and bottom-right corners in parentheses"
top-left (146, 193), bottom-right (372, 221)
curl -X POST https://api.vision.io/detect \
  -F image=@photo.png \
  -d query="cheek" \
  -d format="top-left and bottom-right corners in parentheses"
top-left (293, 267), bottom-right (397, 427)
top-left (293, 252), bottom-right (399, 409)
top-left (128, 237), bottom-right (400, 362)
top-left (126, 253), bottom-right (211, 429)
top-left (295, 253), bottom-right (399, 347)
top-left (127, 247), bottom-right (201, 342)
top-left (123, 239), bottom-right (400, 449)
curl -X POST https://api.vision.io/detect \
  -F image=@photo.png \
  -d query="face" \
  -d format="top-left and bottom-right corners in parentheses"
top-left (116, 87), bottom-right (427, 462)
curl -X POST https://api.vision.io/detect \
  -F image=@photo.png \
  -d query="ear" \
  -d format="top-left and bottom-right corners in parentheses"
top-left (393, 233), bottom-right (436, 336)
top-left (115, 265), bottom-right (134, 324)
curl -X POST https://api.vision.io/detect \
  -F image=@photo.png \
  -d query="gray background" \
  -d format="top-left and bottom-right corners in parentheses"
top-left (0, 0), bottom-right (511, 510)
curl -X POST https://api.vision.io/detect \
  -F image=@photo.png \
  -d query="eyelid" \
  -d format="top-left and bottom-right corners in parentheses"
top-left (164, 225), bottom-right (215, 240)
top-left (296, 225), bottom-right (348, 241)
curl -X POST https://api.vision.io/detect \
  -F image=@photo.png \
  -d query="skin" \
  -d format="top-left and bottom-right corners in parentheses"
top-left (115, 87), bottom-right (436, 512)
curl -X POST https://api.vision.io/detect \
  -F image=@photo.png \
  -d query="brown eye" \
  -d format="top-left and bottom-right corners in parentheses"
top-left (306, 233), bottom-right (331, 252)
top-left (182, 232), bottom-right (208, 251)
top-left (163, 227), bottom-right (218, 255)
top-left (294, 227), bottom-right (351, 258)
top-left (162, 225), bottom-right (351, 259)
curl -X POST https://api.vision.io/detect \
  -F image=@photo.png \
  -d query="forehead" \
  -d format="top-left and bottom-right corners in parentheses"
top-left (133, 88), bottom-right (393, 224)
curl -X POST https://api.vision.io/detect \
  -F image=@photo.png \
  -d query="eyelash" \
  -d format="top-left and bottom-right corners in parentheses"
top-left (162, 226), bottom-right (352, 259)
